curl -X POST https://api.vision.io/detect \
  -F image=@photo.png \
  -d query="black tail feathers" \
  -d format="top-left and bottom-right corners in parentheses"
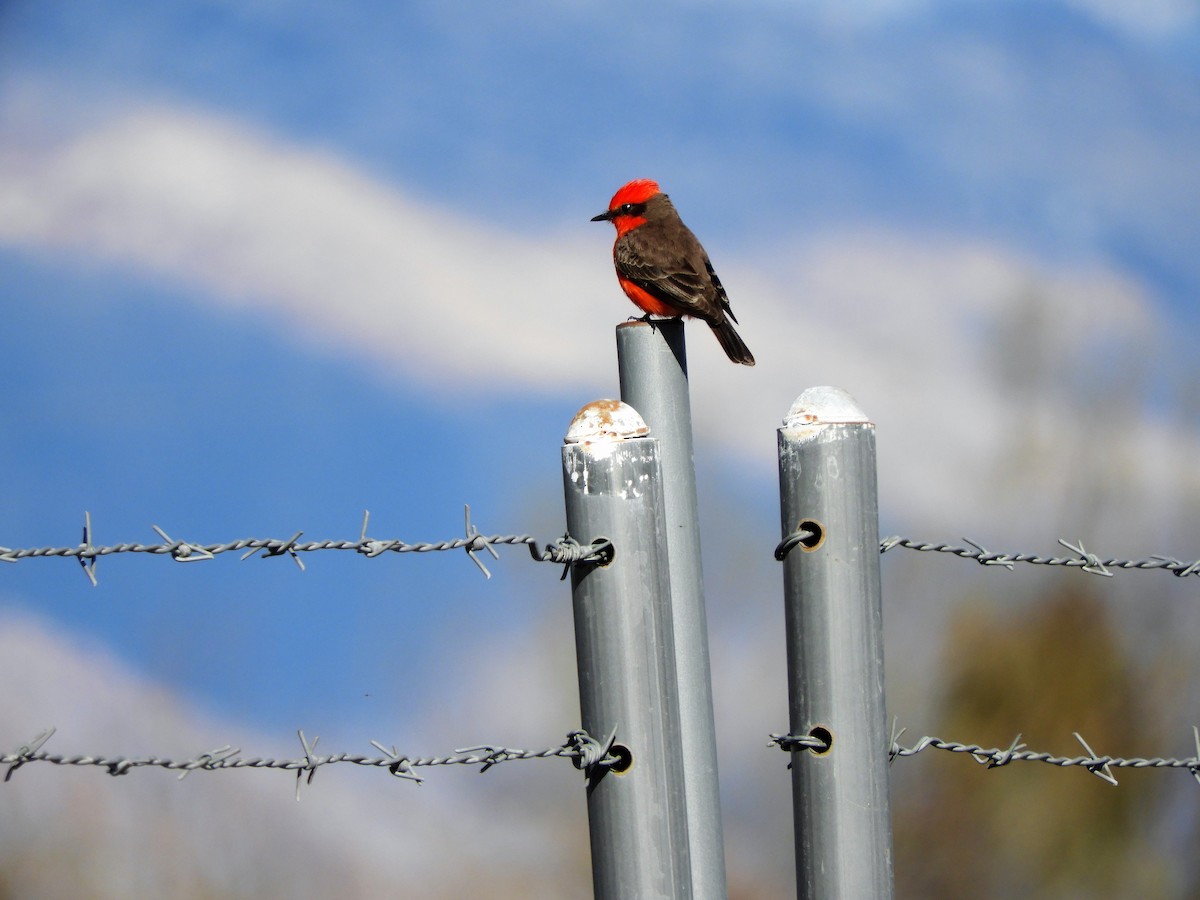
top-left (710, 317), bottom-right (755, 366)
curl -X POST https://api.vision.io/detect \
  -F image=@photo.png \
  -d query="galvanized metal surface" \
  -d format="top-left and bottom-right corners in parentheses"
top-left (777, 386), bottom-right (894, 900)
top-left (617, 319), bottom-right (728, 900)
top-left (563, 399), bottom-right (692, 900)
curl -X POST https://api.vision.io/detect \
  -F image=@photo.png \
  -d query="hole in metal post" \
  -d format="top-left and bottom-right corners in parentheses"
top-left (798, 520), bottom-right (825, 552)
top-left (592, 537), bottom-right (616, 567)
top-left (809, 726), bottom-right (833, 755)
top-left (609, 743), bottom-right (634, 774)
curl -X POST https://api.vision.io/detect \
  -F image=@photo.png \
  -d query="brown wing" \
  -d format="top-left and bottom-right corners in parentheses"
top-left (614, 223), bottom-right (725, 323)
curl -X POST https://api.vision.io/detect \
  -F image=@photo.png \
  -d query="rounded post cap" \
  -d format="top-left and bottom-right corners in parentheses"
top-left (565, 399), bottom-right (651, 444)
top-left (783, 386), bottom-right (870, 427)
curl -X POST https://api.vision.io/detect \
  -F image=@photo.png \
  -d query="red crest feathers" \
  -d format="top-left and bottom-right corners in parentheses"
top-left (608, 179), bottom-right (662, 209)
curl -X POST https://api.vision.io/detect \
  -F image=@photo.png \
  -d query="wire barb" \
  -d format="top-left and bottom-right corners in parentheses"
top-left (295, 730), bottom-right (321, 800)
top-left (152, 525), bottom-right (216, 563)
top-left (357, 510), bottom-right (389, 558)
top-left (1150, 555), bottom-right (1200, 578)
top-left (888, 718), bottom-right (907, 763)
top-left (454, 743), bottom-right (522, 773)
top-left (1058, 539), bottom-right (1113, 578)
top-left (177, 745), bottom-right (240, 780)
top-left (984, 734), bottom-right (1025, 769)
top-left (252, 531), bottom-right (306, 571)
top-left (79, 511), bottom-right (98, 586)
top-left (1192, 726), bottom-right (1200, 789)
top-left (4, 727), bottom-right (56, 782)
top-left (1073, 732), bottom-right (1118, 785)
top-left (369, 741), bottom-right (423, 784)
top-left (961, 537), bottom-right (1016, 570)
top-left (462, 505), bottom-right (500, 579)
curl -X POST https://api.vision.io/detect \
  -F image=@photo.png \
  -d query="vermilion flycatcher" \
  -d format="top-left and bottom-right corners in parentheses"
top-left (591, 179), bottom-right (755, 366)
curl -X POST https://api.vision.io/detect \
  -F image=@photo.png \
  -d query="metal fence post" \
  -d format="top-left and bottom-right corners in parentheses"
top-left (616, 319), bottom-right (728, 900)
top-left (776, 386), bottom-right (894, 899)
top-left (562, 399), bottom-right (692, 899)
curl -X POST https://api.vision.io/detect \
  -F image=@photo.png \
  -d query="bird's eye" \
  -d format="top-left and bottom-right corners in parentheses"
top-left (620, 203), bottom-right (645, 216)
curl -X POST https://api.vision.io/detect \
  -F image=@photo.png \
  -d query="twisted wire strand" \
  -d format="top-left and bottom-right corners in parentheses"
top-left (771, 726), bottom-right (1200, 788)
top-left (877, 535), bottom-right (1200, 578)
top-left (2, 727), bottom-right (623, 795)
top-left (773, 527), bottom-right (1200, 578)
top-left (0, 508), bottom-right (612, 584)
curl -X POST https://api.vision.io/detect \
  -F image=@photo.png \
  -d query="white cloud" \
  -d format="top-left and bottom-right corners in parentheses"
top-left (0, 105), bottom-right (615, 392)
top-left (792, 0), bottom-right (1200, 36)
top-left (1063, 0), bottom-right (1200, 37)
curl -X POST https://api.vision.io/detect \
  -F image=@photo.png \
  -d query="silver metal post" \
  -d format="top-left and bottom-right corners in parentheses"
top-left (776, 386), bottom-right (894, 899)
top-left (616, 319), bottom-right (728, 899)
top-left (562, 399), bottom-right (692, 899)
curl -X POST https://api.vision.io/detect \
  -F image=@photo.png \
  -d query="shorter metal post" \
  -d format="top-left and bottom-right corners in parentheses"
top-left (776, 386), bottom-right (894, 899)
top-left (562, 399), bottom-right (692, 900)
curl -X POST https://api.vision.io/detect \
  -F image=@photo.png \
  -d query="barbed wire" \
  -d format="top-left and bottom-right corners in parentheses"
top-left (770, 725), bottom-right (1200, 788)
top-left (877, 535), bottom-right (1200, 578)
top-left (12, 513), bottom-right (1195, 585)
top-left (0, 507), bottom-right (614, 585)
top-left (772, 527), bottom-right (1200, 578)
top-left (2, 727), bottom-right (622, 799)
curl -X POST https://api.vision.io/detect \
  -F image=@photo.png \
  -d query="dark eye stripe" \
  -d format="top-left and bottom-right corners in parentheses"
top-left (620, 202), bottom-right (647, 216)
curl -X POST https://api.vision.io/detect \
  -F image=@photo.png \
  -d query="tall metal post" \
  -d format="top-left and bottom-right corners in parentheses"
top-left (776, 386), bottom-right (894, 899)
top-left (617, 319), bottom-right (727, 899)
top-left (562, 399), bottom-right (692, 899)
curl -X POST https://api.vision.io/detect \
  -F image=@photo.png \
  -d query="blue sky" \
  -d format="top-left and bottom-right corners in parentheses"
top-left (7, 1), bottom-right (1199, 272)
top-left (2, 0), bottom-right (1199, 893)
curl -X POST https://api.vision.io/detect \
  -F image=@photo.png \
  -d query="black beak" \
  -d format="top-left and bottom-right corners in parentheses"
top-left (591, 209), bottom-right (615, 222)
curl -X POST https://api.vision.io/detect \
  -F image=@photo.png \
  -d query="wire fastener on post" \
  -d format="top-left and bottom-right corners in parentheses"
top-left (526, 535), bottom-right (615, 580)
top-left (767, 732), bottom-right (833, 753)
top-left (767, 731), bottom-right (834, 770)
top-left (565, 727), bottom-right (623, 781)
top-left (773, 526), bottom-right (818, 561)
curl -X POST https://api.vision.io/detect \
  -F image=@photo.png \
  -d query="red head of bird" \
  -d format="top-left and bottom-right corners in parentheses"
top-left (590, 179), bottom-right (664, 237)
